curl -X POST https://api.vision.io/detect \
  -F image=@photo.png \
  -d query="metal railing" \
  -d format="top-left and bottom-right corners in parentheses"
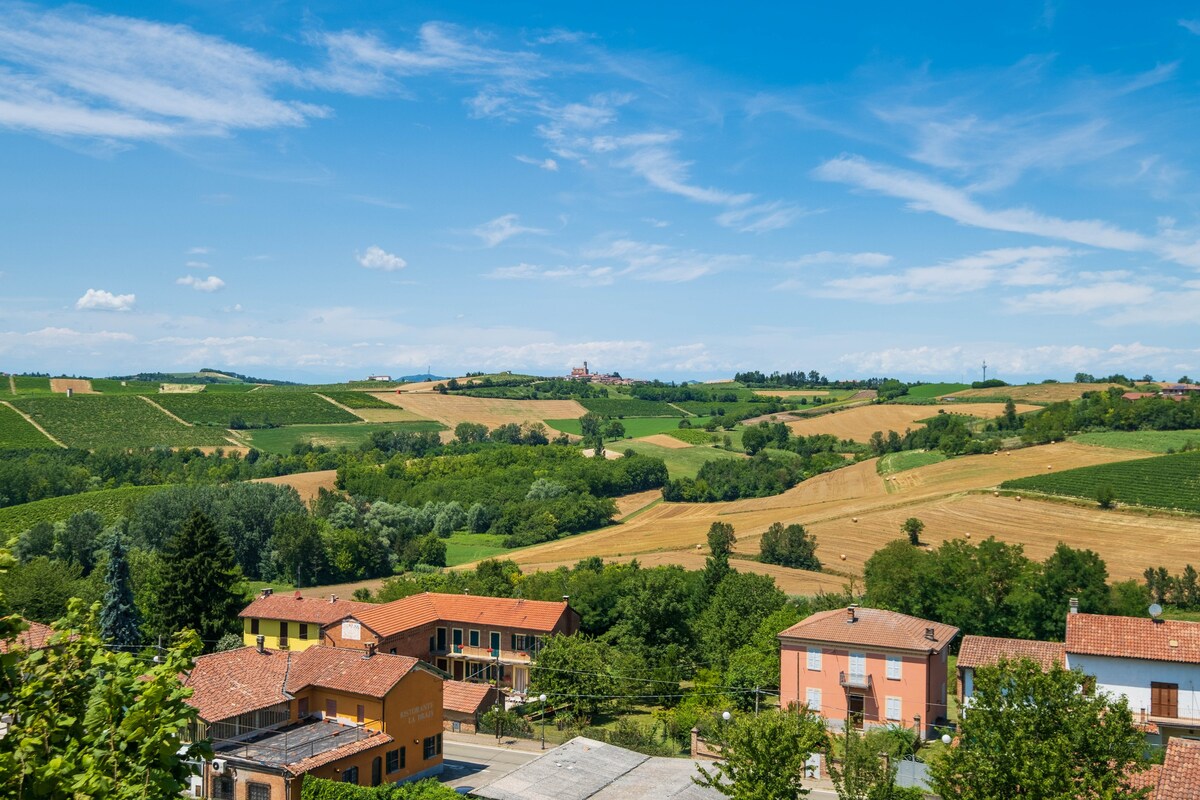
top-left (839, 671), bottom-right (873, 690)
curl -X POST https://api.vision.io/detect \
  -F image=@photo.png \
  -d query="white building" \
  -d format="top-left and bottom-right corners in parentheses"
top-left (1065, 611), bottom-right (1200, 743)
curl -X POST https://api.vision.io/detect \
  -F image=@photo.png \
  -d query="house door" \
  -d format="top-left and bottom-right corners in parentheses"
top-left (1152, 682), bottom-right (1179, 718)
top-left (513, 667), bottom-right (528, 693)
top-left (454, 661), bottom-right (464, 681)
top-left (848, 694), bottom-right (865, 729)
top-left (371, 756), bottom-right (382, 787)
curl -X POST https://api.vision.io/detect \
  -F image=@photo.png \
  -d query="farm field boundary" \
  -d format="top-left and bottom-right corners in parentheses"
top-left (0, 400), bottom-right (65, 448)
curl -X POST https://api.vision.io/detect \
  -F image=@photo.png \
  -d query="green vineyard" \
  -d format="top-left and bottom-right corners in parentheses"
top-left (1002, 451), bottom-right (1200, 512)
top-left (154, 391), bottom-right (358, 426)
top-left (10, 396), bottom-right (230, 449)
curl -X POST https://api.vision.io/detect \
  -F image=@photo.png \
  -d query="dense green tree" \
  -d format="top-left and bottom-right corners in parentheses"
top-left (415, 533), bottom-right (447, 568)
top-left (694, 705), bottom-right (827, 799)
top-left (271, 513), bottom-right (331, 586)
top-left (529, 634), bottom-right (616, 718)
top-left (698, 572), bottom-right (786, 671)
top-left (610, 565), bottom-right (700, 655)
top-left (759, 522), bottom-right (821, 570)
top-left (465, 502), bottom-right (492, 533)
top-left (829, 724), bottom-right (902, 800)
top-left (900, 517), bottom-right (924, 546)
top-left (454, 421), bottom-right (489, 444)
top-left (153, 510), bottom-right (246, 647)
top-left (99, 536), bottom-right (141, 649)
top-left (930, 659), bottom-right (1148, 800)
top-left (0, 556), bottom-right (100, 623)
top-left (1021, 543), bottom-right (1111, 640)
top-left (53, 509), bottom-right (104, 573)
top-left (13, 521), bottom-right (54, 562)
top-left (863, 541), bottom-right (931, 617)
top-left (703, 522), bottom-right (737, 594)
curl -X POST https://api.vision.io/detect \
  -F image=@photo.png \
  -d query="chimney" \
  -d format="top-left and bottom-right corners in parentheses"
top-left (329, 595), bottom-right (337, 604)
top-left (256, 635), bottom-right (265, 654)
top-left (925, 627), bottom-right (936, 642)
top-left (847, 604), bottom-right (858, 623)
top-left (562, 595), bottom-right (570, 603)
top-left (294, 590), bottom-right (302, 600)
top-left (261, 587), bottom-right (273, 598)
top-left (363, 642), bottom-right (376, 659)
top-left (1069, 597), bottom-right (1079, 615)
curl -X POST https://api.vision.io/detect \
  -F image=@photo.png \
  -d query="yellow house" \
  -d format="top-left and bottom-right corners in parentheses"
top-left (240, 589), bottom-right (374, 652)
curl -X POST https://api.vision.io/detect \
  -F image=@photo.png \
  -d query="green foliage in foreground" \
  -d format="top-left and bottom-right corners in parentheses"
top-left (301, 778), bottom-right (459, 799)
top-left (694, 706), bottom-right (827, 800)
top-left (1002, 450), bottom-right (1200, 512)
top-left (10, 395), bottom-right (230, 448)
top-left (0, 403), bottom-right (57, 449)
top-left (930, 659), bottom-right (1148, 800)
top-left (876, 449), bottom-right (945, 475)
top-left (0, 485), bottom-right (166, 537)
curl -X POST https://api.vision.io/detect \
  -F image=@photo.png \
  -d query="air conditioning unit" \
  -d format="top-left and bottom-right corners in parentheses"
top-left (211, 759), bottom-right (228, 775)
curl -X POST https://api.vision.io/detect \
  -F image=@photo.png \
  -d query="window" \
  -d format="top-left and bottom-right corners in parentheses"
top-left (386, 748), bottom-right (402, 773)
top-left (490, 631), bottom-right (501, 652)
top-left (886, 655), bottom-right (902, 680)
top-left (806, 647), bottom-right (822, 671)
top-left (438, 733), bottom-right (443, 754)
top-left (247, 783), bottom-right (271, 800)
top-left (805, 687), bottom-right (822, 709)
top-left (1152, 682), bottom-right (1179, 718)
top-left (436, 627), bottom-right (447, 651)
top-left (848, 651), bottom-right (866, 680)
top-left (886, 696), bottom-right (902, 721)
top-left (356, 704), bottom-right (365, 724)
top-left (212, 777), bottom-right (234, 800)
top-left (325, 698), bottom-right (337, 719)
top-left (424, 736), bottom-right (438, 760)
top-left (279, 621), bottom-right (289, 645)
top-left (299, 623), bottom-right (308, 641)
top-left (469, 629), bottom-right (480, 647)
top-left (453, 628), bottom-right (463, 647)
top-left (298, 697), bottom-right (308, 716)
top-left (250, 618), bottom-right (259, 635)
top-left (341, 766), bottom-right (359, 784)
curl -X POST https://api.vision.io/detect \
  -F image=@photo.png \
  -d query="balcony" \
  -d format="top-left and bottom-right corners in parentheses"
top-left (839, 671), bottom-right (873, 690)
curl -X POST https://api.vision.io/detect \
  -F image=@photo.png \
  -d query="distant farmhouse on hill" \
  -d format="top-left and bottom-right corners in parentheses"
top-left (566, 362), bottom-right (634, 386)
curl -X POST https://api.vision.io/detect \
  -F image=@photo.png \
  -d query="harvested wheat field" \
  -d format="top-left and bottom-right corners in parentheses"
top-left (753, 390), bottom-right (830, 398)
top-left (786, 403), bottom-right (1039, 442)
top-left (946, 382), bottom-right (1120, 403)
top-left (614, 489), bottom-right (662, 519)
top-left (496, 441), bottom-right (1168, 587)
top-left (635, 433), bottom-right (693, 449)
top-left (372, 392), bottom-right (586, 429)
top-left (253, 469), bottom-right (338, 504)
top-left (50, 378), bottom-right (94, 394)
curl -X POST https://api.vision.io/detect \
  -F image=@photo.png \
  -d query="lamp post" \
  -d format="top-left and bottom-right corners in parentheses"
top-left (539, 694), bottom-right (548, 750)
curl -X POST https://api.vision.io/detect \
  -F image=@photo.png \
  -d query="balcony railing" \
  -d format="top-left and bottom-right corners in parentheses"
top-left (839, 671), bottom-right (873, 690)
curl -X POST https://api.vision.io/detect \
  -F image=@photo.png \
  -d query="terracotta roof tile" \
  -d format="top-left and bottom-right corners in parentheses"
top-left (1157, 737), bottom-right (1200, 800)
top-left (285, 728), bottom-right (394, 774)
top-left (183, 647), bottom-right (291, 723)
top-left (957, 636), bottom-right (1066, 671)
top-left (0, 619), bottom-right (55, 654)
top-left (351, 593), bottom-right (572, 638)
top-left (286, 646), bottom-right (421, 698)
top-left (779, 607), bottom-right (958, 652)
top-left (240, 592), bottom-right (374, 626)
top-left (443, 680), bottom-right (497, 715)
top-left (1066, 614), bottom-right (1200, 665)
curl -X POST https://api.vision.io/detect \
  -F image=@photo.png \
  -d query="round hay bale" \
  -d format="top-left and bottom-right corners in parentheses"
top-left (993, 490), bottom-right (1000, 497)
top-left (1047, 465), bottom-right (1053, 470)
top-left (852, 517), bottom-right (859, 523)
top-left (965, 532), bottom-right (971, 539)
top-left (840, 554), bottom-right (847, 561)
top-left (1015, 495), bottom-right (1022, 502)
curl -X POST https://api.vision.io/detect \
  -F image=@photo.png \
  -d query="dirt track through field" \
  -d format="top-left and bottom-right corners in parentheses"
top-left (137, 395), bottom-right (194, 426)
top-left (0, 400), bottom-right (66, 447)
top-left (252, 469), bottom-right (339, 504)
top-left (488, 441), bottom-right (1188, 590)
top-left (7, 375), bottom-right (14, 395)
top-left (315, 393), bottom-right (367, 421)
top-left (50, 378), bottom-right (94, 394)
top-left (634, 434), bottom-right (693, 449)
top-left (373, 392), bottom-right (586, 429)
top-left (786, 403), bottom-right (1039, 442)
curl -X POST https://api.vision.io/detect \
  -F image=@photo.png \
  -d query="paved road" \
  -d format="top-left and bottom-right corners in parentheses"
top-left (441, 740), bottom-right (541, 793)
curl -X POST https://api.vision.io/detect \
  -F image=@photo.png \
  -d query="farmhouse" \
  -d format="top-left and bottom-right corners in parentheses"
top-left (778, 605), bottom-right (958, 737)
top-left (239, 588), bottom-right (373, 652)
top-left (442, 680), bottom-right (502, 733)
top-left (366, 375), bottom-right (392, 382)
top-left (321, 592), bottom-right (579, 697)
top-left (956, 635), bottom-right (1065, 708)
top-left (182, 641), bottom-right (444, 799)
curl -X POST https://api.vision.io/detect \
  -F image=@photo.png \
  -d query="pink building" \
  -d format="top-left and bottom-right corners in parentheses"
top-left (779, 605), bottom-right (958, 738)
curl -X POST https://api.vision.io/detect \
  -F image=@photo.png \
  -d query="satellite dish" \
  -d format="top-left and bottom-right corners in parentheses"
top-left (1149, 603), bottom-right (1163, 619)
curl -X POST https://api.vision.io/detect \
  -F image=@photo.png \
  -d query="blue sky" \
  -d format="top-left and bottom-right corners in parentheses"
top-left (3, 2), bottom-right (1200, 382)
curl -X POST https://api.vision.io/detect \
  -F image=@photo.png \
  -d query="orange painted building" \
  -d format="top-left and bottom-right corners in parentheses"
top-left (322, 592), bottom-right (579, 696)
top-left (239, 589), bottom-right (373, 652)
top-left (779, 605), bottom-right (958, 738)
top-left (183, 643), bottom-right (444, 799)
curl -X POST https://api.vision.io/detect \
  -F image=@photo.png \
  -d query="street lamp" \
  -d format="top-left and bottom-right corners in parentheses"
top-left (721, 711), bottom-right (731, 722)
top-left (941, 733), bottom-right (952, 745)
top-left (539, 694), bottom-right (548, 750)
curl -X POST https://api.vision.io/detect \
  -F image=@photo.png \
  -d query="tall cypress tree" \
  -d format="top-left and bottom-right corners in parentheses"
top-left (99, 535), bottom-right (142, 649)
top-left (155, 510), bottom-right (246, 650)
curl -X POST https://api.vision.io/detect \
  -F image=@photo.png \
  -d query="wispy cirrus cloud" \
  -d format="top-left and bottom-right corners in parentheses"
top-left (1006, 281), bottom-right (1155, 314)
top-left (786, 251), bottom-right (894, 268)
top-left (1180, 19), bottom-right (1200, 35)
top-left (515, 155), bottom-right (558, 171)
top-left (487, 238), bottom-right (744, 284)
top-left (472, 214), bottom-right (547, 247)
top-left (75, 288), bottom-right (135, 311)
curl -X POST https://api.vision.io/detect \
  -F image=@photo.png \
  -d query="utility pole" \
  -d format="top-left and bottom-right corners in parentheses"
top-left (982, 360), bottom-right (988, 383)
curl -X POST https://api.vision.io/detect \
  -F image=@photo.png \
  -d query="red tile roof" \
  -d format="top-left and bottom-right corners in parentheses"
top-left (1066, 613), bottom-right (1200, 665)
top-left (286, 647), bottom-right (421, 698)
top-left (351, 593), bottom-right (572, 638)
top-left (285, 727), bottom-right (394, 774)
top-left (240, 592), bottom-right (374, 625)
top-left (443, 680), bottom-right (497, 715)
top-left (779, 607), bottom-right (958, 652)
top-left (1131, 737), bottom-right (1200, 800)
top-left (957, 636), bottom-right (1066, 671)
top-left (0, 619), bottom-right (55, 654)
top-left (183, 647), bottom-right (291, 723)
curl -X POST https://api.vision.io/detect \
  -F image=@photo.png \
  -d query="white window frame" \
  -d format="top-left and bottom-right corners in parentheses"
top-left (886, 654), bottom-right (902, 680)
top-left (849, 651), bottom-right (866, 680)
top-left (806, 647), bottom-right (822, 671)
top-left (805, 687), bottom-right (822, 710)
top-left (886, 696), bottom-right (902, 721)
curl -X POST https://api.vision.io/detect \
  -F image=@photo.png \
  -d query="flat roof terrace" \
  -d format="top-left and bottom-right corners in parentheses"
top-left (215, 719), bottom-right (385, 769)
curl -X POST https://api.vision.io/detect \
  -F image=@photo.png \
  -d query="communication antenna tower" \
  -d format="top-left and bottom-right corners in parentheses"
top-left (982, 360), bottom-right (988, 383)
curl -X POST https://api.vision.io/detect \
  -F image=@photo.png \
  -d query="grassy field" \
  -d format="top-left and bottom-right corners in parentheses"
top-left (615, 438), bottom-right (744, 479)
top-left (244, 421), bottom-right (447, 454)
top-left (578, 398), bottom-right (686, 417)
top-left (321, 391), bottom-right (398, 409)
top-left (201, 383), bottom-right (261, 393)
top-left (906, 383), bottom-right (970, 399)
top-left (0, 485), bottom-right (166, 536)
top-left (444, 533), bottom-right (509, 566)
top-left (664, 428), bottom-right (725, 445)
top-left (1071, 430), bottom-right (1200, 453)
top-left (155, 392), bottom-right (359, 426)
top-left (547, 416), bottom-right (716, 438)
top-left (90, 379), bottom-right (163, 394)
top-left (10, 395), bottom-right (230, 448)
top-left (877, 450), bottom-right (947, 474)
top-left (1002, 451), bottom-right (1200, 512)
top-left (11, 376), bottom-right (53, 395)
top-left (0, 403), bottom-right (57, 449)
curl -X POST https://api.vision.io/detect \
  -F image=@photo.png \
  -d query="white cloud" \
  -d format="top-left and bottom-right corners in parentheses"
top-left (787, 251), bottom-right (893, 268)
top-left (619, 146), bottom-right (753, 206)
top-left (1008, 282), bottom-right (1155, 314)
top-left (515, 155), bottom-right (558, 171)
top-left (355, 245), bottom-right (407, 271)
top-left (1180, 19), bottom-right (1200, 35)
top-left (473, 214), bottom-right (546, 247)
top-left (185, 260), bottom-right (209, 269)
top-left (75, 288), bottom-right (135, 311)
top-left (187, 246), bottom-right (209, 254)
top-left (176, 275), bottom-right (226, 292)
top-left (716, 201), bottom-right (809, 233)
top-left (487, 263), bottom-right (614, 286)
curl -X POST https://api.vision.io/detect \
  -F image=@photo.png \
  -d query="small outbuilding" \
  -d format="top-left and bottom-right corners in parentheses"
top-left (443, 680), bottom-right (501, 734)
